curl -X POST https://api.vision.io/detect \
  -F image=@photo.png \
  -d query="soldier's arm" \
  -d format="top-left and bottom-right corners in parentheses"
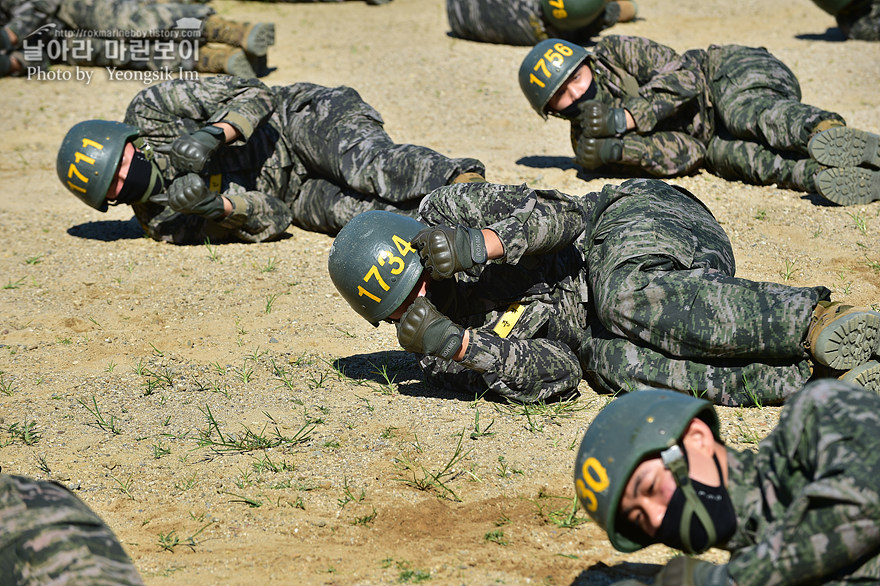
top-left (123, 77), bottom-right (274, 145)
top-left (419, 183), bottom-right (588, 265)
top-left (596, 35), bottom-right (705, 132)
top-left (419, 331), bottom-right (583, 403)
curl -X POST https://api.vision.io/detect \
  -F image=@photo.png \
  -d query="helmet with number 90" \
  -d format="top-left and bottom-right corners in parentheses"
top-left (541, 0), bottom-right (606, 31)
top-left (328, 210), bottom-right (426, 326)
top-left (574, 389), bottom-right (721, 552)
top-left (56, 120), bottom-right (140, 212)
top-left (519, 38), bottom-right (589, 119)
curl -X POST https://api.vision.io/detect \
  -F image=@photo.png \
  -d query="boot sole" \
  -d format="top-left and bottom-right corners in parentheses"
top-left (808, 126), bottom-right (880, 169)
top-left (244, 23), bottom-right (275, 57)
top-left (841, 360), bottom-right (880, 393)
top-left (226, 49), bottom-right (257, 79)
top-left (815, 167), bottom-right (880, 206)
top-left (812, 310), bottom-right (880, 370)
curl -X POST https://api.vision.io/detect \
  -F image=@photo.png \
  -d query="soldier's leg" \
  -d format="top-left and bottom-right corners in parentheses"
top-left (837, 0), bottom-right (880, 40)
top-left (587, 179), bottom-right (830, 360)
top-left (709, 45), bottom-right (844, 153)
top-left (0, 475), bottom-right (143, 585)
top-left (705, 133), bottom-right (821, 192)
top-left (285, 85), bottom-right (484, 204)
top-left (289, 178), bottom-right (419, 235)
top-left (59, 0), bottom-right (214, 33)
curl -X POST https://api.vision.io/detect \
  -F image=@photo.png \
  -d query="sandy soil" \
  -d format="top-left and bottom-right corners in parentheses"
top-left (1, 0), bottom-right (879, 583)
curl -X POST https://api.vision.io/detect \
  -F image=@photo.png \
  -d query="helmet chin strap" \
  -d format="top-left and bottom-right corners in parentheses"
top-left (661, 444), bottom-right (717, 553)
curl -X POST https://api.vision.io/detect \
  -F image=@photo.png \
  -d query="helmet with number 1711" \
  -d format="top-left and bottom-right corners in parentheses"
top-left (573, 389), bottom-right (722, 552)
top-left (328, 210), bottom-right (426, 326)
top-left (519, 38), bottom-right (590, 119)
top-left (540, 0), bottom-right (606, 31)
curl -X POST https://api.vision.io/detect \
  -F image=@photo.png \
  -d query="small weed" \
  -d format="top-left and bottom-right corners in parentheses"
top-left (754, 209), bottom-right (767, 221)
top-left (780, 258), bottom-right (797, 282)
top-left (196, 405), bottom-right (315, 453)
top-left (24, 254), bottom-right (44, 265)
top-left (174, 473), bottom-right (199, 492)
top-left (469, 407), bottom-right (495, 439)
top-left (105, 360), bottom-right (117, 373)
top-left (742, 376), bottom-right (763, 409)
top-left (220, 490), bottom-right (263, 508)
top-left (547, 496), bottom-right (589, 529)
top-left (204, 238), bottom-right (220, 262)
top-left (394, 429), bottom-right (472, 501)
top-left (735, 422), bottom-right (762, 444)
top-left (77, 396), bottom-right (122, 435)
top-left (866, 256), bottom-right (880, 272)
top-left (3, 277), bottom-right (25, 289)
top-left (352, 506), bottom-right (378, 526)
top-left (380, 426), bottom-right (397, 440)
top-left (484, 529), bottom-right (509, 545)
top-left (7, 420), bottom-right (41, 445)
top-left (0, 372), bottom-right (15, 396)
top-left (258, 257), bottom-right (278, 273)
top-left (265, 293), bottom-right (280, 314)
top-left (337, 477), bottom-right (366, 508)
top-left (849, 210), bottom-right (868, 234)
top-left (110, 473), bottom-right (136, 500)
top-left (151, 442), bottom-right (171, 459)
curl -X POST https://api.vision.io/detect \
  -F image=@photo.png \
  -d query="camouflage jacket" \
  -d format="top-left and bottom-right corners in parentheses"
top-left (724, 380), bottom-right (880, 584)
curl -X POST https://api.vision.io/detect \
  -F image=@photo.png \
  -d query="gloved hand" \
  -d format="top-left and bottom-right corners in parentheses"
top-left (575, 137), bottom-right (623, 170)
top-left (654, 557), bottom-right (731, 586)
top-left (167, 125), bottom-right (225, 173)
top-left (575, 101), bottom-right (628, 137)
top-left (396, 296), bottom-right (465, 360)
top-left (411, 224), bottom-right (488, 280)
top-left (166, 173), bottom-right (226, 220)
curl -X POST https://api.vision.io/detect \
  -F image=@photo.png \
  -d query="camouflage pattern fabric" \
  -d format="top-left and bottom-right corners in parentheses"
top-left (445, 0), bottom-right (616, 46)
top-left (0, 0), bottom-right (60, 40)
top-left (413, 179), bottom-right (827, 405)
top-left (124, 77), bottom-right (484, 243)
top-left (570, 36), bottom-right (844, 191)
top-left (837, 0), bottom-right (880, 39)
top-left (0, 474), bottom-right (144, 585)
top-left (723, 379), bottom-right (880, 583)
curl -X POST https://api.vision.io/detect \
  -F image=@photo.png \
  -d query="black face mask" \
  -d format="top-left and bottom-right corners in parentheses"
top-left (655, 454), bottom-right (737, 553)
top-left (556, 78), bottom-right (598, 119)
top-left (114, 149), bottom-right (163, 205)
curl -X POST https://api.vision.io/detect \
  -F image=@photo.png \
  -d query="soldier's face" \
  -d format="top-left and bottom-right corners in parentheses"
top-left (106, 142), bottom-right (135, 201)
top-left (548, 65), bottom-right (594, 112)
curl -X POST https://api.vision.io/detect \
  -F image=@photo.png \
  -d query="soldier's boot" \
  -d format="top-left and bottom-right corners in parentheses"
top-left (451, 172), bottom-right (487, 184)
top-left (196, 45), bottom-right (257, 79)
top-left (808, 125), bottom-right (880, 169)
top-left (203, 15), bottom-right (275, 57)
top-left (806, 301), bottom-right (880, 369)
top-left (609, 0), bottom-right (638, 23)
top-left (841, 360), bottom-right (880, 393)
top-left (814, 166), bottom-right (880, 205)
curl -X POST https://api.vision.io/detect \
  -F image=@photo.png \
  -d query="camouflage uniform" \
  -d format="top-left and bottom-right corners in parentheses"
top-left (570, 35), bottom-right (844, 191)
top-left (0, 474), bottom-right (144, 585)
top-left (723, 379), bottom-right (880, 583)
top-left (125, 77), bottom-right (484, 243)
top-left (445, 0), bottom-right (621, 46)
top-left (416, 178), bottom-right (826, 406)
top-left (836, 0), bottom-right (880, 40)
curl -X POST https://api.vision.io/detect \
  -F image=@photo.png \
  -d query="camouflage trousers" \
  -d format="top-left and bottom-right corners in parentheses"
top-left (276, 83), bottom-right (484, 234)
top-left (704, 44), bottom-right (844, 192)
top-left (838, 0), bottom-right (880, 40)
top-left (579, 179), bottom-right (829, 406)
top-left (0, 474), bottom-right (143, 585)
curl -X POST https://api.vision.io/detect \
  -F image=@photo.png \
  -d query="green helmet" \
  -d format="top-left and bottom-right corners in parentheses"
top-left (57, 120), bottom-right (139, 212)
top-left (519, 38), bottom-right (589, 119)
top-left (541, 0), bottom-right (606, 31)
top-left (328, 210), bottom-right (426, 326)
top-left (811, 0), bottom-right (851, 14)
top-left (573, 389), bottom-right (720, 553)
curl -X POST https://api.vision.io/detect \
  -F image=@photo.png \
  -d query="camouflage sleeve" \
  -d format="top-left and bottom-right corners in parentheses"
top-left (726, 380), bottom-right (880, 584)
top-left (3, 0), bottom-right (60, 39)
top-left (594, 35), bottom-right (706, 133)
top-left (419, 329), bottom-right (583, 403)
top-left (123, 77), bottom-right (275, 144)
top-left (418, 182), bottom-right (589, 264)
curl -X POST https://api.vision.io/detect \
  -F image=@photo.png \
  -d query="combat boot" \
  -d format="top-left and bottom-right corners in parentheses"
top-left (203, 15), bottom-right (275, 57)
top-left (841, 360), bottom-right (880, 393)
top-left (197, 45), bottom-right (257, 79)
top-left (815, 166), bottom-right (880, 205)
top-left (808, 125), bottom-right (880, 169)
top-left (451, 172), bottom-right (487, 184)
top-left (805, 301), bottom-right (880, 369)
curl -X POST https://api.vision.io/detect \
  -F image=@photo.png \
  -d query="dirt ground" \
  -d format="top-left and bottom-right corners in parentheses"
top-left (1, 0), bottom-right (879, 583)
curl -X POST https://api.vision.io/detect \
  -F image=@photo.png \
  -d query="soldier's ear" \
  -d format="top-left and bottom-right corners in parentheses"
top-left (680, 417), bottom-right (716, 458)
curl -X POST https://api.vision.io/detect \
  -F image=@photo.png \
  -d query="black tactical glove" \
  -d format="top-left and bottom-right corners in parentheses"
top-left (166, 173), bottom-right (226, 220)
top-left (396, 296), bottom-right (465, 360)
top-left (411, 224), bottom-right (488, 280)
top-left (575, 101), bottom-right (628, 137)
top-left (654, 558), bottom-right (731, 586)
top-left (575, 137), bottom-right (623, 170)
top-left (167, 125), bottom-right (225, 173)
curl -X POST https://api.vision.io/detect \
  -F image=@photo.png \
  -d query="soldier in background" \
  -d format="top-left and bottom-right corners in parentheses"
top-left (0, 472), bottom-right (144, 585)
top-left (519, 36), bottom-right (880, 205)
top-left (56, 77), bottom-right (485, 243)
top-left (811, 0), bottom-right (880, 40)
top-left (574, 379), bottom-right (880, 585)
top-left (328, 179), bottom-right (880, 406)
top-left (1, 0), bottom-right (274, 78)
top-left (446, 0), bottom-right (637, 46)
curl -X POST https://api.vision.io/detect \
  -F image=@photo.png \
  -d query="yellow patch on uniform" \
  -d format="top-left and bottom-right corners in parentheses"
top-left (492, 303), bottom-right (525, 338)
top-left (209, 174), bottom-right (222, 192)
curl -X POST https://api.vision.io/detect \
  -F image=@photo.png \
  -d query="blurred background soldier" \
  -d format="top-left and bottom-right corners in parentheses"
top-left (811, 0), bottom-right (880, 40)
top-left (56, 77), bottom-right (485, 243)
top-left (0, 472), bottom-right (144, 585)
top-left (520, 36), bottom-right (880, 205)
top-left (447, 0), bottom-right (637, 46)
